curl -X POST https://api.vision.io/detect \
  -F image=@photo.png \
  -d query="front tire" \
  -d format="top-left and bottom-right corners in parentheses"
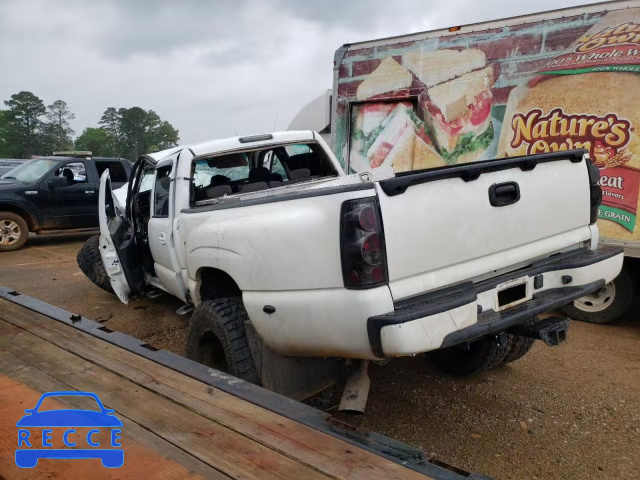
top-left (561, 267), bottom-right (636, 324)
top-left (76, 235), bottom-right (114, 294)
top-left (0, 212), bottom-right (28, 252)
top-left (186, 298), bottom-right (260, 385)
top-left (429, 334), bottom-right (510, 376)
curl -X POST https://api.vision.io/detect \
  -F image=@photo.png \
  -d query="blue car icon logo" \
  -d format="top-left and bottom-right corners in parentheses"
top-left (16, 391), bottom-right (123, 468)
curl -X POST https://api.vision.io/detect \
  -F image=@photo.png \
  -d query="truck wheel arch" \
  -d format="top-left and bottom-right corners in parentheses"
top-left (0, 203), bottom-right (37, 231)
top-left (195, 267), bottom-right (242, 304)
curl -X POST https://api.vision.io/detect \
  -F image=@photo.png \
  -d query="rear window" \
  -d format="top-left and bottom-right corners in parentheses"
top-left (193, 152), bottom-right (250, 188)
top-left (96, 161), bottom-right (128, 183)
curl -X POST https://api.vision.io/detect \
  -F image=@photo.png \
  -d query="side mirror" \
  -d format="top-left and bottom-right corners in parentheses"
top-left (48, 176), bottom-right (71, 188)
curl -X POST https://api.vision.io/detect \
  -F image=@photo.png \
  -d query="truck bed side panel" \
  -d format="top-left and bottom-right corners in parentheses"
top-left (180, 188), bottom-right (375, 292)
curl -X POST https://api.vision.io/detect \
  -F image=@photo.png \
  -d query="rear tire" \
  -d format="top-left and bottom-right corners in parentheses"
top-left (561, 267), bottom-right (636, 324)
top-left (503, 336), bottom-right (535, 364)
top-left (186, 298), bottom-right (260, 385)
top-left (429, 334), bottom-right (510, 376)
top-left (502, 317), bottom-right (537, 364)
top-left (76, 235), bottom-right (114, 294)
top-left (0, 212), bottom-right (28, 252)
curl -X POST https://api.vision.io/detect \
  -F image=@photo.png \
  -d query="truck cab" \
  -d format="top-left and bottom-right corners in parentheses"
top-left (0, 152), bottom-right (131, 251)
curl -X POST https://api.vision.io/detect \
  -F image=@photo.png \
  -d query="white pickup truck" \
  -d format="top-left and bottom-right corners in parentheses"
top-left (81, 130), bottom-right (623, 411)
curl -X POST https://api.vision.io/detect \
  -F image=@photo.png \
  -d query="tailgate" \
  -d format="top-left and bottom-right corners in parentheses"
top-left (377, 151), bottom-right (594, 301)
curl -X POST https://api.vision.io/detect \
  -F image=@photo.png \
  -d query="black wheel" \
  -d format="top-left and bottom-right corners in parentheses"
top-left (429, 335), bottom-right (510, 376)
top-left (503, 336), bottom-right (535, 364)
top-left (0, 211), bottom-right (28, 252)
top-left (503, 317), bottom-right (537, 364)
top-left (561, 266), bottom-right (636, 324)
top-left (76, 235), bottom-right (114, 294)
top-left (186, 298), bottom-right (260, 385)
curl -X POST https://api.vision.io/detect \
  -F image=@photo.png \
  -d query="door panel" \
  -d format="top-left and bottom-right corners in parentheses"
top-left (147, 163), bottom-right (187, 301)
top-left (98, 171), bottom-right (143, 304)
top-left (41, 161), bottom-right (98, 229)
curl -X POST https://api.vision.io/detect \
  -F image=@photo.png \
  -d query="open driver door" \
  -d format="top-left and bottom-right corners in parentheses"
top-left (98, 170), bottom-right (145, 304)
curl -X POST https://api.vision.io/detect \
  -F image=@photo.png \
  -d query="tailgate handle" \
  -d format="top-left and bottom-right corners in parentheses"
top-left (489, 182), bottom-right (520, 206)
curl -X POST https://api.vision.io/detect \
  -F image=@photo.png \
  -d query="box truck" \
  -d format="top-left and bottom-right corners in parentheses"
top-left (328, 0), bottom-right (640, 323)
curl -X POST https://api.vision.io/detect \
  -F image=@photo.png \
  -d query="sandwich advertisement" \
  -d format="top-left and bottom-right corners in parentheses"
top-left (347, 50), bottom-right (496, 173)
top-left (335, 5), bottom-right (640, 242)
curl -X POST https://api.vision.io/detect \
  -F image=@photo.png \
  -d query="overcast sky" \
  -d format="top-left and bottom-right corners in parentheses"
top-left (0, 0), bottom-right (597, 145)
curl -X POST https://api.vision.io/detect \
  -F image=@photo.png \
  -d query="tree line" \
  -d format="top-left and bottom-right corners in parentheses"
top-left (0, 91), bottom-right (180, 161)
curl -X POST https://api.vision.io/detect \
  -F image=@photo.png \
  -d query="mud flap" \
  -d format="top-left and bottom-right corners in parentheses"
top-left (244, 321), bottom-right (341, 401)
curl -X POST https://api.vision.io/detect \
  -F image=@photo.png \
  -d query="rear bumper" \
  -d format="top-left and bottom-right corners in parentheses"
top-left (368, 247), bottom-right (624, 358)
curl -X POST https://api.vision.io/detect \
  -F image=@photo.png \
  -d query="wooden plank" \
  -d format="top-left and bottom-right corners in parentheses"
top-left (0, 348), bottom-right (228, 479)
top-left (0, 318), bottom-right (330, 480)
top-left (0, 299), bottom-right (431, 480)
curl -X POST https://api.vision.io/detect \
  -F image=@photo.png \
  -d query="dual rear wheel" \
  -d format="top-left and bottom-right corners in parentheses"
top-left (561, 266), bottom-right (637, 324)
top-left (186, 297), bottom-right (260, 385)
top-left (186, 297), bottom-right (335, 408)
top-left (429, 325), bottom-right (536, 376)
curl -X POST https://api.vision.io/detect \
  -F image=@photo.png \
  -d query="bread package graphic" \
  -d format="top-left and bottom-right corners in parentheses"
top-left (498, 8), bottom-right (640, 240)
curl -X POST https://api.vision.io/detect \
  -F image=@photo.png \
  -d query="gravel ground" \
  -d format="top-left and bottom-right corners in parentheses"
top-left (0, 234), bottom-right (189, 354)
top-left (1, 235), bottom-right (639, 480)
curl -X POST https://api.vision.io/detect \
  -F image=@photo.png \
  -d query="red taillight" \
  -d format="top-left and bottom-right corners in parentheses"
top-left (341, 198), bottom-right (388, 289)
top-left (359, 206), bottom-right (377, 231)
top-left (361, 233), bottom-right (382, 265)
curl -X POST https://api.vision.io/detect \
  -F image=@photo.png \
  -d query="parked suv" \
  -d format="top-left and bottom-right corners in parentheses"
top-left (0, 152), bottom-right (131, 251)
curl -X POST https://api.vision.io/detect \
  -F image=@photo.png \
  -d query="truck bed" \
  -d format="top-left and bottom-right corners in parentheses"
top-left (0, 287), bottom-right (490, 480)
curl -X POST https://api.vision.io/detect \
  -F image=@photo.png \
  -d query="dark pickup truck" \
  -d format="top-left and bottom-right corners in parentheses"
top-left (0, 152), bottom-right (131, 251)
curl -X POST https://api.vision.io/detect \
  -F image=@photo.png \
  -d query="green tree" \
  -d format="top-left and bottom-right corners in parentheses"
top-left (120, 106), bottom-right (147, 160)
top-left (98, 107), bottom-right (122, 156)
top-left (144, 110), bottom-right (179, 153)
top-left (114, 107), bottom-right (179, 161)
top-left (0, 110), bottom-right (15, 157)
top-left (89, 106), bottom-right (180, 161)
top-left (42, 100), bottom-right (75, 153)
top-left (74, 127), bottom-right (110, 155)
top-left (3, 91), bottom-right (46, 158)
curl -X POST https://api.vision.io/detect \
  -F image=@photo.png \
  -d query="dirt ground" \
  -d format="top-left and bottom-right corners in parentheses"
top-left (1, 235), bottom-right (639, 480)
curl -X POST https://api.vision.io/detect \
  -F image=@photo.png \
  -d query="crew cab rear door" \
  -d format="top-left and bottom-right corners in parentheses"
top-left (98, 171), bottom-right (142, 304)
top-left (376, 151), bottom-right (598, 301)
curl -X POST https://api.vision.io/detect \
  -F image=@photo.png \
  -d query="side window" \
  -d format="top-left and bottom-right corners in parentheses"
top-left (193, 153), bottom-right (250, 188)
top-left (153, 166), bottom-right (172, 217)
top-left (55, 161), bottom-right (87, 183)
top-left (284, 144), bottom-right (311, 156)
top-left (269, 153), bottom-right (287, 179)
top-left (96, 161), bottom-right (128, 183)
top-left (139, 168), bottom-right (155, 193)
